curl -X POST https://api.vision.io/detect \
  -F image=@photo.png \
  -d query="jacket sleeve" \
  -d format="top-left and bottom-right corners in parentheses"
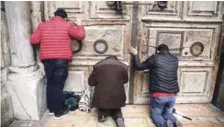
top-left (133, 55), bottom-right (154, 70)
top-left (68, 24), bottom-right (85, 41)
top-left (30, 24), bottom-right (41, 44)
top-left (88, 66), bottom-right (97, 86)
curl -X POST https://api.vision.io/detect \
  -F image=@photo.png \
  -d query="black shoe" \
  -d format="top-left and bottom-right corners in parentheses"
top-left (54, 109), bottom-right (69, 120)
top-left (98, 115), bottom-right (106, 122)
top-left (116, 118), bottom-right (125, 127)
top-left (166, 120), bottom-right (174, 127)
top-left (98, 109), bottom-right (108, 122)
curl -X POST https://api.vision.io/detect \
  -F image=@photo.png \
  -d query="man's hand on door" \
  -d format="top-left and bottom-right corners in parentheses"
top-left (128, 46), bottom-right (138, 55)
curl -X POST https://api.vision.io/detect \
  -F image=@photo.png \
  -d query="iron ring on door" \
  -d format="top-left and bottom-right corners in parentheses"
top-left (72, 40), bottom-right (83, 53)
top-left (93, 39), bottom-right (108, 54)
top-left (190, 42), bottom-right (204, 57)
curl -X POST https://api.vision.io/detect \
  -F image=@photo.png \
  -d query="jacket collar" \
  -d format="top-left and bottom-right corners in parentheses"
top-left (160, 51), bottom-right (169, 54)
top-left (51, 16), bottom-right (65, 21)
top-left (157, 50), bottom-right (170, 55)
top-left (105, 56), bottom-right (118, 60)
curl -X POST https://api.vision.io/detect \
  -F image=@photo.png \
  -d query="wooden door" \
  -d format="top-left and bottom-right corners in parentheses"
top-left (44, 1), bottom-right (133, 102)
top-left (134, 1), bottom-right (223, 103)
top-left (44, 1), bottom-right (223, 104)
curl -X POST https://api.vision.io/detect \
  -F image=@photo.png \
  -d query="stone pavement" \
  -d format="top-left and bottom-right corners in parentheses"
top-left (10, 104), bottom-right (224, 127)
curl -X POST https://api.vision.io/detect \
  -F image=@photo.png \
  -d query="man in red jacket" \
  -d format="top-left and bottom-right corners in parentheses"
top-left (30, 9), bottom-right (85, 120)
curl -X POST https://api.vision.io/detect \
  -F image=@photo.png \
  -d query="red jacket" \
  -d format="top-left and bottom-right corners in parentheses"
top-left (30, 16), bottom-right (85, 61)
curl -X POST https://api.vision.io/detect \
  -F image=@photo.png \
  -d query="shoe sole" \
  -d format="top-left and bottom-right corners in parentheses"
top-left (117, 118), bottom-right (125, 127)
top-left (49, 113), bottom-right (54, 116)
top-left (167, 120), bottom-right (174, 127)
top-left (98, 115), bottom-right (106, 122)
top-left (176, 121), bottom-right (183, 127)
top-left (98, 119), bottom-right (106, 122)
top-left (54, 112), bottom-right (69, 120)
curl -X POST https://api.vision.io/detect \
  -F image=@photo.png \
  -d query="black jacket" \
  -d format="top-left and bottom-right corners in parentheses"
top-left (133, 52), bottom-right (179, 93)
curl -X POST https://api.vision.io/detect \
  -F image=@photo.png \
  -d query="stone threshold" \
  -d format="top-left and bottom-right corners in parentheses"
top-left (9, 104), bottom-right (224, 127)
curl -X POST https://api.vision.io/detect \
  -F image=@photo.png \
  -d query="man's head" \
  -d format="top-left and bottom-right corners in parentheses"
top-left (156, 44), bottom-right (169, 53)
top-left (54, 9), bottom-right (67, 19)
top-left (106, 55), bottom-right (118, 60)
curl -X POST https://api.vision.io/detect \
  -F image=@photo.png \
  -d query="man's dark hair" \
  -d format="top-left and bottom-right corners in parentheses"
top-left (54, 9), bottom-right (67, 19)
top-left (106, 55), bottom-right (118, 60)
top-left (157, 44), bottom-right (169, 52)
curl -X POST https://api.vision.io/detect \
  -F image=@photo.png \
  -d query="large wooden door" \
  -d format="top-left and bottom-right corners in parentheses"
top-left (134, 1), bottom-right (223, 103)
top-left (44, 1), bottom-right (132, 102)
top-left (44, 1), bottom-right (223, 104)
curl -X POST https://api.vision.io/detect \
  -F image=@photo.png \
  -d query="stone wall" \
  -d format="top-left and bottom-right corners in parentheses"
top-left (1, 2), bottom-right (14, 126)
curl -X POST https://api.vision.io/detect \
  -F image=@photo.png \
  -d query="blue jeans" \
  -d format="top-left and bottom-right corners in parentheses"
top-left (43, 60), bottom-right (68, 114)
top-left (150, 96), bottom-right (177, 127)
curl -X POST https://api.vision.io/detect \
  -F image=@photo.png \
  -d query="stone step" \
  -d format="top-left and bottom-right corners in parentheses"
top-left (41, 104), bottom-right (224, 127)
top-left (9, 120), bottom-right (43, 127)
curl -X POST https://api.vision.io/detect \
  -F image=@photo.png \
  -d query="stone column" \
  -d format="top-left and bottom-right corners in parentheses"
top-left (30, 1), bottom-right (43, 65)
top-left (1, 3), bottom-right (13, 126)
top-left (5, 1), bottom-right (46, 120)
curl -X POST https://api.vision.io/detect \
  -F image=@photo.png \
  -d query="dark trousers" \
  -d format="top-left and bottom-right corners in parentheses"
top-left (43, 59), bottom-right (68, 114)
top-left (98, 108), bottom-right (123, 120)
top-left (150, 96), bottom-right (177, 127)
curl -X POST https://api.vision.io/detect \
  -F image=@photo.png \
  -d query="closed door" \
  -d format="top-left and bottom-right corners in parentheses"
top-left (44, 1), bottom-right (223, 104)
top-left (134, 1), bottom-right (223, 104)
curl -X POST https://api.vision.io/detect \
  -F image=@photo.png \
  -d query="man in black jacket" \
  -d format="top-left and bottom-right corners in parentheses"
top-left (128, 44), bottom-right (182, 127)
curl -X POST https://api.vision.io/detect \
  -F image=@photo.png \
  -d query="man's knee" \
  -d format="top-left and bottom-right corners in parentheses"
top-left (110, 108), bottom-right (123, 120)
top-left (151, 114), bottom-right (165, 127)
top-left (163, 113), bottom-right (176, 123)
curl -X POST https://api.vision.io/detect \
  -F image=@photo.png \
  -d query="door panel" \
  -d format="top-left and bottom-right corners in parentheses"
top-left (44, 1), bottom-right (132, 103)
top-left (134, 1), bottom-right (222, 104)
top-left (141, 1), bottom-right (182, 21)
top-left (183, 1), bottom-right (223, 22)
top-left (90, 1), bottom-right (130, 19)
top-left (147, 28), bottom-right (214, 60)
top-left (179, 68), bottom-right (211, 95)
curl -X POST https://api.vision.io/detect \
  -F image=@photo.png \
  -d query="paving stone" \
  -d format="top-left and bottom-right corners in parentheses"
top-left (125, 118), bottom-right (149, 127)
top-left (122, 105), bottom-right (149, 118)
top-left (42, 104), bottom-right (224, 127)
top-left (174, 104), bottom-right (220, 117)
top-left (216, 115), bottom-right (224, 124)
top-left (97, 117), bottom-right (117, 127)
top-left (146, 118), bottom-right (157, 127)
top-left (69, 108), bottom-right (97, 117)
top-left (181, 120), bottom-right (224, 127)
top-left (44, 115), bottom-right (97, 127)
top-left (10, 120), bottom-right (43, 127)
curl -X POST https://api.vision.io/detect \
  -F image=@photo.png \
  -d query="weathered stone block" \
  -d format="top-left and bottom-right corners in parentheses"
top-left (6, 66), bottom-right (46, 120)
top-left (1, 83), bottom-right (13, 127)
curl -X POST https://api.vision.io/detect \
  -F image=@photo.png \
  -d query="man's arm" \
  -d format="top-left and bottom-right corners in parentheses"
top-left (68, 23), bottom-right (85, 40)
top-left (88, 66), bottom-right (97, 86)
top-left (30, 24), bottom-right (41, 44)
top-left (128, 46), bottom-right (154, 70)
top-left (133, 55), bottom-right (154, 70)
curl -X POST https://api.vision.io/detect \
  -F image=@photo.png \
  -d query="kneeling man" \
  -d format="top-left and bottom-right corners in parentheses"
top-left (88, 56), bottom-right (128, 127)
